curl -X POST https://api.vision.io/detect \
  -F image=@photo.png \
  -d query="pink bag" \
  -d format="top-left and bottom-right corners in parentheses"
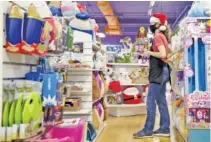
top-left (43, 118), bottom-right (86, 142)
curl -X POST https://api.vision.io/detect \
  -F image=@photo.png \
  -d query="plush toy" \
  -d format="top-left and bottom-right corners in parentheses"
top-left (93, 51), bottom-right (104, 70)
top-left (105, 67), bottom-right (117, 83)
top-left (129, 70), bottom-right (142, 84)
top-left (188, 2), bottom-right (208, 17)
top-left (118, 72), bottom-right (132, 84)
top-left (120, 36), bottom-right (132, 52)
top-left (69, 12), bottom-right (93, 36)
top-left (135, 27), bottom-right (147, 44)
top-left (115, 53), bottom-right (125, 63)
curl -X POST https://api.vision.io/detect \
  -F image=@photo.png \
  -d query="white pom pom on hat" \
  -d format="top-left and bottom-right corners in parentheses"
top-left (150, 13), bottom-right (168, 31)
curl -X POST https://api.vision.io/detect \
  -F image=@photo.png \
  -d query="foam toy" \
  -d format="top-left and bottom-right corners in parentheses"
top-left (5, 4), bottom-right (23, 53)
top-left (15, 94), bottom-right (24, 124)
top-left (61, 1), bottom-right (80, 17)
top-left (2, 100), bottom-right (10, 127)
top-left (22, 92), bottom-right (42, 125)
top-left (69, 12), bottom-right (93, 36)
top-left (48, 1), bottom-right (62, 16)
top-left (188, 2), bottom-right (207, 17)
top-left (21, 4), bottom-right (44, 54)
top-left (123, 87), bottom-right (142, 104)
top-left (9, 101), bottom-right (16, 127)
top-left (206, 20), bottom-right (211, 33)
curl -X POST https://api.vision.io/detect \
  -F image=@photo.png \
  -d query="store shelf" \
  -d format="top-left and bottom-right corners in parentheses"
top-left (107, 63), bottom-right (148, 67)
top-left (68, 90), bottom-right (92, 96)
top-left (107, 103), bottom-right (146, 108)
top-left (63, 109), bottom-right (92, 115)
top-left (121, 83), bottom-right (147, 86)
top-left (174, 124), bottom-right (188, 142)
top-left (93, 121), bottom-right (106, 142)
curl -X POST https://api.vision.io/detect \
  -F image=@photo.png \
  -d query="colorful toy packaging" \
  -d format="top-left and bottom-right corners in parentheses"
top-left (5, 4), bottom-right (23, 53)
top-left (21, 4), bottom-right (44, 54)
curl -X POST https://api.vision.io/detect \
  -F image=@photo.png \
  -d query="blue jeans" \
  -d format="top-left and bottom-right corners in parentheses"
top-left (144, 66), bottom-right (170, 134)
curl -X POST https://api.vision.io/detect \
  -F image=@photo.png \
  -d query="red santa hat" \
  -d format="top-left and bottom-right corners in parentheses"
top-left (150, 13), bottom-right (168, 31)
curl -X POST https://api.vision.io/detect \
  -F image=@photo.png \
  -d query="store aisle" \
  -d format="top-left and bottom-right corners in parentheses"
top-left (96, 115), bottom-right (185, 142)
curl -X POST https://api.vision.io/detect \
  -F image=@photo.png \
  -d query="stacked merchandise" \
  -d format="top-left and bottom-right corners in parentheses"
top-left (170, 1), bottom-right (210, 141)
top-left (101, 27), bottom-right (150, 117)
top-left (1, 1), bottom-right (98, 142)
top-left (92, 71), bottom-right (108, 139)
top-left (0, 80), bottom-right (43, 141)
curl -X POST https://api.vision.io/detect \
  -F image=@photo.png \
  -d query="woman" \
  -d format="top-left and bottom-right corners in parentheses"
top-left (134, 13), bottom-right (173, 139)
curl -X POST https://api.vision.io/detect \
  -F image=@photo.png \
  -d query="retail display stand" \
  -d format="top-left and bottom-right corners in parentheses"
top-left (171, 17), bottom-right (210, 142)
top-left (104, 40), bottom-right (149, 117)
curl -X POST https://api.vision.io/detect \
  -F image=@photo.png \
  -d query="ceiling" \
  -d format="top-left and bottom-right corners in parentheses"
top-left (79, 1), bottom-right (193, 44)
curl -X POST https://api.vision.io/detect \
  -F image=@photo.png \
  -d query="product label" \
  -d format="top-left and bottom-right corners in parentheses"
top-left (185, 91), bottom-right (210, 129)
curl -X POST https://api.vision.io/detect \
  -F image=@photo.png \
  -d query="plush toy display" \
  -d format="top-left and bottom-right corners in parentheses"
top-left (118, 72), bottom-right (132, 85)
top-left (122, 87), bottom-right (142, 104)
top-left (129, 69), bottom-right (148, 84)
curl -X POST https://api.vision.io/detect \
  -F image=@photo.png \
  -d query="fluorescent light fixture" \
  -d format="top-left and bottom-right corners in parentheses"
top-left (150, 1), bottom-right (155, 7)
top-left (97, 32), bottom-right (106, 38)
top-left (148, 1), bottom-right (155, 16)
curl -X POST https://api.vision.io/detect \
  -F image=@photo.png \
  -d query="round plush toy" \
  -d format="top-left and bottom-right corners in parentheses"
top-left (69, 12), bottom-right (93, 36)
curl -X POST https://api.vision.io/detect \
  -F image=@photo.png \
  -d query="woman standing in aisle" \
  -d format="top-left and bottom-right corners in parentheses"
top-left (134, 13), bottom-right (172, 139)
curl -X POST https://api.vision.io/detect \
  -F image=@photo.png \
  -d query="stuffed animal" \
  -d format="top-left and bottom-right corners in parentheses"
top-left (129, 70), bottom-right (142, 84)
top-left (120, 36), bottom-right (132, 52)
top-left (115, 53), bottom-right (125, 63)
top-left (118, 72), bottom-right (132, 84)
top-left (188, 2), bottom-right (208, 17)
top-left (93, 51), bottom-right (104, 70)
top-left (105, 67), bottom-right (117, 83)
top-left (135, 27), bottom-right (147, 44)
top-left (69, 12), bottom-right (93, 36)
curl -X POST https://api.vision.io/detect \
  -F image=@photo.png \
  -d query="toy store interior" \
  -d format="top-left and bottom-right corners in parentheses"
top-left (0, 1), bottom-right (210, 142)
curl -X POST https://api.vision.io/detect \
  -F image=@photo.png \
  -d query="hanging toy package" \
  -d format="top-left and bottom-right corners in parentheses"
top-left (21, 4), bottom-right (44, 55)
top-left (5, 4), bottom-right (23, 53)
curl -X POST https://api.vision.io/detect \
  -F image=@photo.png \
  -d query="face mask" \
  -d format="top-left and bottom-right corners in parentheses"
top-left (149, 25), bottom-right (157, 33)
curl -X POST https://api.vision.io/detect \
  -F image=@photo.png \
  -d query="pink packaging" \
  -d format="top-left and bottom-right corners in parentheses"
top-left (43, 118), bottom-right (86, 142)
top-left (32, 137), bottom-right (73, 142)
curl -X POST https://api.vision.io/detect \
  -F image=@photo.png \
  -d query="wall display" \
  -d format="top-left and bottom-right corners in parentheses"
top-left (185, 91), bottom-right (210, 129)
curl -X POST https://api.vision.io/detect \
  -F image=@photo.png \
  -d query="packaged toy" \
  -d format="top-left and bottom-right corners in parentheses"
top-left (21, 4), bottom-right (43, 54)
top-left (5, 4), bottom-right (23, 53)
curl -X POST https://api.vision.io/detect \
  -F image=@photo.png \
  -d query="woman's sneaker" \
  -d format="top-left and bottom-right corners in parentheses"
top-left (153, 129), bottom-right (170, 137)
top-left (133, 130), bottom-right (153, 139)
